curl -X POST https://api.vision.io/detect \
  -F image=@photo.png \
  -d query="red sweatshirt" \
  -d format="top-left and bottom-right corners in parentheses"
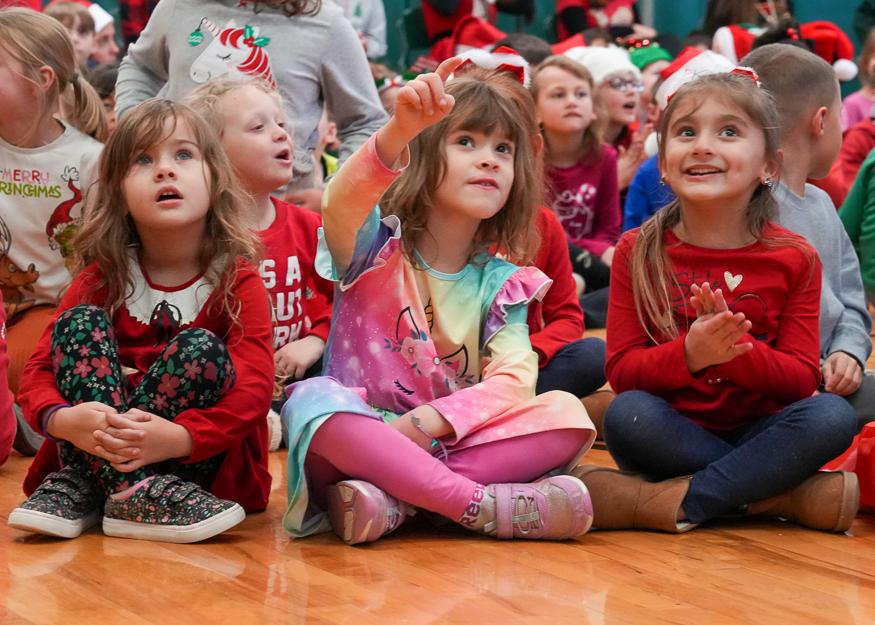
top-left (257, 198), bottom-right (334, 349)
top-left (606, 223), bottom-right (822, 432)
top-left (20, 260), bottom-right (275, 512)
top-left (528, 207), bottom-right (586, 366)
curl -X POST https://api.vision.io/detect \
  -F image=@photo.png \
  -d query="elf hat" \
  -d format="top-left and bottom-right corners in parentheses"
top-left (563, 45), bottom-right (642, 86)
top-left (629, 43), bottom-right (673, 71)
top-left (450, 46), bottom-right (530, 87)
top-left (799, 21), bottom-right (858, 81)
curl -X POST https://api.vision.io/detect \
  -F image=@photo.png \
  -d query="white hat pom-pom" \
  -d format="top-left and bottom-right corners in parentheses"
top-left (644, 132), bottom-right (659, 159)
top-left (833, 58), bottom-right (858, 82)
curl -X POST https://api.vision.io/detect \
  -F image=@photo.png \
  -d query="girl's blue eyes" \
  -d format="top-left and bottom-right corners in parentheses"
top-left (456, 137), bottom-right (513, 153)
top-left (133, 150), bottom-right (195, 164)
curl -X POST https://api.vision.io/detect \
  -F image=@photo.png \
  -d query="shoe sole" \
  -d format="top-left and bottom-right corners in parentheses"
top-left (102, 504), bottom-right (246, 543)
top-left (8, 508), bottom-right (100, 539)
top-left (327, 481), bottom-right (384, 545)
top-left (832, 471), bottom-right (861, 532)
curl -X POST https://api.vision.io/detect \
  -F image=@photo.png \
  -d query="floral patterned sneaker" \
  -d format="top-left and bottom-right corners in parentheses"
top-left (327, 480), bottom-right (409, 545)
top-left (8, 468), bottom-right (104, 538)
top-left (102, 475), bottom-right (245, 543)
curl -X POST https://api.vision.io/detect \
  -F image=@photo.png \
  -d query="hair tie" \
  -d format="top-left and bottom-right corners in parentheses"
top-left (787, 27), bottom-right (800, 41)
top-left (730, 66), bottom-right (761, 87)
top-left (70, 71), bottom-right (80, 83)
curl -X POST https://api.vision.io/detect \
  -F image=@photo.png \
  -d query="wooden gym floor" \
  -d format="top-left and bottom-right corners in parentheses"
top-left (2, 329), bottom-right (875, 624)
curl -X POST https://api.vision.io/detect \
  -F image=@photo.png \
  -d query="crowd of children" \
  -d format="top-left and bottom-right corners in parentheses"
top-left (1, 0), bottom-right (874, 548)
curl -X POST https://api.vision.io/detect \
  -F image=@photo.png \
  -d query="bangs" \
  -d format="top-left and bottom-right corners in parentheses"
top-left (445, 81), bottom-right (525, 146)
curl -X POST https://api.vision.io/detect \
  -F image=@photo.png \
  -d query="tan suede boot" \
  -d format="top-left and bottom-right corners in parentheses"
top-left (745, 471), bottom-right (860, 532)
top-left (581, 390), bottom-right (616, 441)
top-left (571, 465), bottom-right (696, 533)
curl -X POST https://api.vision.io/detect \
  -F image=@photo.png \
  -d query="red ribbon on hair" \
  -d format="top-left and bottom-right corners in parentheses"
top-left (730, 66), bottom-right (761, 87)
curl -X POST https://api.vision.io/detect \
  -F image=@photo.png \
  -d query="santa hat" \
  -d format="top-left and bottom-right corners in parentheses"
top-left (563, 45), bottom-right (642, 86)
top-left (450, 46), bottom-right (531, 87)
top-left (645, 49), bottom-right (735, 157)
top-left (654, 49), bottom-right (735, 111)
top-left (712, 24), bottom-right (761, 65)
top-left (799, 21), bottom-right (858, 82)
top-left (429, 15), bottom-right (506, 64)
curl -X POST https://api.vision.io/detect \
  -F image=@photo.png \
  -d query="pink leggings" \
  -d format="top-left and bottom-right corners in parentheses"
top-left (306, 412), bottom-right (588, 521)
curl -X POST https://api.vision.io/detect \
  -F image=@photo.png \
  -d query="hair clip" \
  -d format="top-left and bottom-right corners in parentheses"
top-left (730, 66), bottom-right (761, 87)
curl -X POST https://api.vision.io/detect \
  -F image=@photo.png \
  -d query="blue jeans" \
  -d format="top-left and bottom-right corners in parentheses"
top-left (536, 337), bottom-right (607, 398)
top-left (603, 391), bottom-right (857, 524)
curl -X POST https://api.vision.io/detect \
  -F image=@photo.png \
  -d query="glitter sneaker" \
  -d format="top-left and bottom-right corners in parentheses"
top-left (327, 480), bottom-right (409, 545)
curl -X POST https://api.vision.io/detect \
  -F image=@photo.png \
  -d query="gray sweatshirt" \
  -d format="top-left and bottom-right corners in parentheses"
top-left (775, 181), bottom-right (873, 367)
top-left (115, 0), bottom-right (388, 190)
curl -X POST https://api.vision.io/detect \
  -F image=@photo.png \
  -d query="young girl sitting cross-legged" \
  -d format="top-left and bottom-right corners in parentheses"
top-left (572, 71), bottom-right (860, 534)
top-left (8, 99), bottom-right (275, 543)
top-left (282, 53), bottom-right (597, 545)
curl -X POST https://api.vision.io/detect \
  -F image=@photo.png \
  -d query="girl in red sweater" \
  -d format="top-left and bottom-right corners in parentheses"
top-left (8, 99), bottom-right (274, 543)
top-left (572, 71), bottom-right (860, 533)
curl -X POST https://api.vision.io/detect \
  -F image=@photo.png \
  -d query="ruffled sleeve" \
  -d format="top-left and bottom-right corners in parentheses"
top-left (315, 208), bottom-right (401, 290)
top-left (483, 266), bottom-right (552, 347)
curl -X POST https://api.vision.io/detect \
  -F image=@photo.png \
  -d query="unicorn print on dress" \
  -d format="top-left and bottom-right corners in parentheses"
top-left (187, 18), bottom-right (275, 88)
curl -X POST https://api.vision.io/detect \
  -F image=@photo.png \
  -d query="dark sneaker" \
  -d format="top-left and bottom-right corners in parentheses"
top-left (102, 474), bottom-right (245, 543)
top-left (8, 468), bottom-right (103, 538)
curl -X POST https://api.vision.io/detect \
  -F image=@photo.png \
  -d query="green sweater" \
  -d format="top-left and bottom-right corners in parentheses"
top-left (839, 147), bottom-right (875, 297)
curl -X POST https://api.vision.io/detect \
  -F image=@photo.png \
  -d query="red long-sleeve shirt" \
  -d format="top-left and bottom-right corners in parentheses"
top-left (606, 223), bottom-right (822, 432)
top-left (257, 198), bottom-right (334, 349)
top-left (20, 260), bottom-right (275, 512)
top-left (528, 207), bottom-right (585, 366)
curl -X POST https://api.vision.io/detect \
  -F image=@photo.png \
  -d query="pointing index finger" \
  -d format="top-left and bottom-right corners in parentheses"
top-left (434, 56), bottom-right (465, 83)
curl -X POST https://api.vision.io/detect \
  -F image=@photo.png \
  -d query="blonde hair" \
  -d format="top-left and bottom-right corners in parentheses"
top-left (630, 73), bottom-right (791, 341)
top-left (380, 67), bottom-right (543, 266)
top-left (0, 8), bottom-right (107, 142)
top-left (183, 75), bottom-right (284, 137)
top-left (72, 99), bottom-right (262, 330)
top-left (530, 55), bottom-right (603, 164)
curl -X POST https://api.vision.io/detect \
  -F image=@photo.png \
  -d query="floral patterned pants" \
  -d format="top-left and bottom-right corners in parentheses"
top-left (52, 305), bottom-right (234, 493)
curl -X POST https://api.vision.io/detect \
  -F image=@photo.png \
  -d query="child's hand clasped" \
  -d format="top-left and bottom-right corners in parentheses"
top-left (93, 409), bottom-right (194, 472)
top-left (684, 282), bottom-right (753, 373)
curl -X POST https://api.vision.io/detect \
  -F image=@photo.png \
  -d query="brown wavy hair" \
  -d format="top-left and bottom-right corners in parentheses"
top-left (380, 66), bottom-right (542, 266)
top-left (72, 99), bottom-right (262, 331)
top-left (0, 7), bottom-right (107, 143)
top-left (629, 73), bottom-right (792, 342)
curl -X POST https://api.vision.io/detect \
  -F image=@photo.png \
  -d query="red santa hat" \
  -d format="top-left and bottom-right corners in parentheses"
top-left (449, 46), bottom-right (531, 87)
top-left (429, 15), bottom-right (506, 64)
top-left (712, 24), bottom-right (760, 65)
top-left (799, 21), bottom-right (858, 82)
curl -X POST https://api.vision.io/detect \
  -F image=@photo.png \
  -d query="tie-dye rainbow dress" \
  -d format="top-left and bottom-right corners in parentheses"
top-left (282, 135), bottom-right (594, 537)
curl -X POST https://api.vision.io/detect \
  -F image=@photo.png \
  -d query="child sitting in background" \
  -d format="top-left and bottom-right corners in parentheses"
top-left (744, 44), bottom-right (875, 431)
top-left (531, 55), bottom-right (620, 329)
top-left (185, 77), bottom-right (334, 450)
top-left (564, 45), bottom-right (650, 191)
top-left (44, 2), bottom-right (95, 68)
top-left (9, 99), bottom-right (275, 542)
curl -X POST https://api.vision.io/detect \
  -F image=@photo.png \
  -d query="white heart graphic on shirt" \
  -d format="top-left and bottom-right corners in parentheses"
top-left (724, 271), bottom-right (743, 292)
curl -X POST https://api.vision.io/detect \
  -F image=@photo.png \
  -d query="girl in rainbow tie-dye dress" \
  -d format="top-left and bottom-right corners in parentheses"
top-left (282, 53), bottom-right (597, 545)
